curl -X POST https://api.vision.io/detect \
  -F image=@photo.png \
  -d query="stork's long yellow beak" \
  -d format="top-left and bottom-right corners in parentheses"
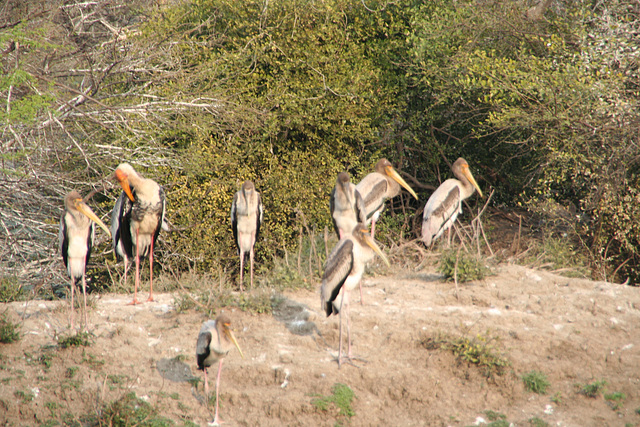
top-left (362, 232), bottom-right (391, 267)
top-left (227, 329), bottom-right (244, 359)
top-left (114, 169), bottom-right (136, 202)
top-left (462, 166), bottom-right (483, 198)
top-left (385, 166), bottom-right (418, 200)
top-left (75, 199), bottom-right (112, 237)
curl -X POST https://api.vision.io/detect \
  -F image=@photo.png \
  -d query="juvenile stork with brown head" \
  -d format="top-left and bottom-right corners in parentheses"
top-left (59, 191), bottom-right (111, 330)
top-left (230, 180), bottom-right (263, 291)
top-left (196, 314), bottom-right (244, 425)
top-left (329, 172), bottom-right (366, 240)
top-left (111, 163), bottom-right (165, 305)
top-left (421, 157), bottom-right (483, 247)
top-left (355, 158), bottom-right (418, 238)
top-left (320, 223), bottom-right (390, 367)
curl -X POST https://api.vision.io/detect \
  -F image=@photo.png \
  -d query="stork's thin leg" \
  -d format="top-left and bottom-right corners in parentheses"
top-left (81, 274), bottom-right (88, 332)
top-left (128, 229), bottom-right (141, 305)
top-left (359, 281), bottom-right (364, 306)
top-left (249, 246), bottom-right (255, 290)
top-left (212, 359), bottom-right (224, 425)
top-left (69, 277), bottom-right (75, 330)
top-left (345, 291), bottom-right (352, 358)
top-left (337, 289), bottom-right (345, 368)
top-left (123, 256), bottom-right (129, 287)
top-left (239, 249), bottom-right (245, 292)
top-left (203, 367), bottom-right (209, 395)
top-left (147, 237), bottom-right (155, 302)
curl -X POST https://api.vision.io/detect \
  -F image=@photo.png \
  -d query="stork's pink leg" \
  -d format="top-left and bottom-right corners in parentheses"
top-left (212, 359), bottom-right (224, 425)
top-left (69, 277), bottom-right (75, 330)
top-left (203, 367), bottom-right (209, 395)
top-left (249, 247), bottom-right (255, 290)
top-left (239, 249), bottom-right (245, 292)
top-left (81, 274), bottom-right (88, 332)
top-left (147, 237), bottom-right (155, 302)
top-left (128, 229), bottom-right (141, 305)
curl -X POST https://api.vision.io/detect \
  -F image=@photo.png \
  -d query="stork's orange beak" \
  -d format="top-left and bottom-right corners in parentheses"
top-left (114, 169), bottom-right (135, 202)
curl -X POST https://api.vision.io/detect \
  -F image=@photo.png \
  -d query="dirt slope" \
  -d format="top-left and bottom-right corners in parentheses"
top-left (1, 263), bottom-right (639, 426)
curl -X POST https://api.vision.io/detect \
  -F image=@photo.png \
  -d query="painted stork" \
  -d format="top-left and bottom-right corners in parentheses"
top-left (59, 190), bottom-right (111, 330)
top-left (320, 223), bottom-right (390, 367)
top-left (355, 158), bottom-right (418, 238)
top-left (196, 314), bottom-right (244, 425)
top-left (329, 172), bottom-right (366, 240)
top-left (421, 157), bottom-right (483, 246)
top-left (230, 180), bottom-right (263, 291)
top-left (111, 163), bottom-right (165, 305)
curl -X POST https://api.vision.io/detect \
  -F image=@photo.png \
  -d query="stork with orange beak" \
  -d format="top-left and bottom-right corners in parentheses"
top-left (111, 163), bottom-right (165, 304)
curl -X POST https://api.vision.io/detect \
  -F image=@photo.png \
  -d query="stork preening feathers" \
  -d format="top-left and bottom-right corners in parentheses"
top-left (111, 163), bottom-right (165, 305)
top-left (356, 158), bottom-right (418, 238)
top-left (231, 180), bottom-right (263, 291)
top-left (421, 157), bottom-right (483, 247)
top-left (196, 315), bottom-right (244, 425)
top-left (320, 223), bottom-right (390, 367)
top-left (59, 191), bottom-right (111, 330)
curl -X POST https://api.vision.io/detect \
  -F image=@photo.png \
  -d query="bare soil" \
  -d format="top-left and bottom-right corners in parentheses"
top-left (1, 262), bottom-right (640, 426)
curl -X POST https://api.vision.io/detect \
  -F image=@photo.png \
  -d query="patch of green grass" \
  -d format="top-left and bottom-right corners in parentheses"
top-left (0, 313), bottom-right (21, 343)
top-left (99, 392), bottom-right (173, 426)
top-left (45, 401), bottom-right (59, 417)
top-left (173, 294), bottom-right (196, 313)
top-left (14, 390), bottom-right (35, 403)
top-left (0, 276), bottom-right (24, 302)
top-left (438, 250), bottom-right (489, 283)
top-left (422, 331), bottom-right (510, 377)
top-left (528, 417), bottom-right (549, 427)
top-left (81, 350), bottom-right (105, 368)
top-left (59, 332), bottom-right (92, 348)
top-left (485, 410), bottom-right (506, 421)
top-left (551, 391), bottom-right (562, 404)
top-left (635, 407), bottom-right (640, 415)
top-left (312, 383), bottom-right (356, 419)
top-left (579, 379), bottom-right (607, 398)
top-left (522, 371), bottom-right (551, 394)
top-left (66, 366), bottom-right (79, 379)
top-left (605, 391), bottom-right (626, 410)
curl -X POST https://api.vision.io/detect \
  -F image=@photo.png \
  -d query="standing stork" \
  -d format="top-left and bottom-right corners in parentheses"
top-left (196, 314), bottom-right (244, 425)
top-left (230, 180), bottom-right (263, 291)
top-left (59, 191), bottom-right (111, 331)
top-left (329, 172), bottom-right (366, 240)
top-left (355, 158), bottom-right (418, 238)
top-left (421, 157), bottom-right (483, 247)
top-left (320, 223), bottom-right (390, 367)
top-left (111, 163), bottom-right (165, 305)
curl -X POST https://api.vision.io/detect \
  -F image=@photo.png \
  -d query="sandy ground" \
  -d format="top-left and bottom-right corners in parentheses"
top-left (1, 262), bottom-right (640, 426)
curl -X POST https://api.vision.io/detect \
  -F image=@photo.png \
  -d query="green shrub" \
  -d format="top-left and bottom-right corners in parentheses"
top-left (438, 250), bottom-right (489, 283)
top-left (522, 371), bottom-right (550, 394)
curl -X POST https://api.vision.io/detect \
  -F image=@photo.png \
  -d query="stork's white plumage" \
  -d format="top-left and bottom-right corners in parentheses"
top-left (59, 191), bottom-right (111, 330)
top-left (421, 157), bottom-right (483, 246)
top-left (320, 223), bottom-right (389, 367)
top-left (355, 158), bottom-right (418, 238)
top-left (231, 180), bottom-right (263, 291)
top-left (111, 163), bottom-right (165, 304)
